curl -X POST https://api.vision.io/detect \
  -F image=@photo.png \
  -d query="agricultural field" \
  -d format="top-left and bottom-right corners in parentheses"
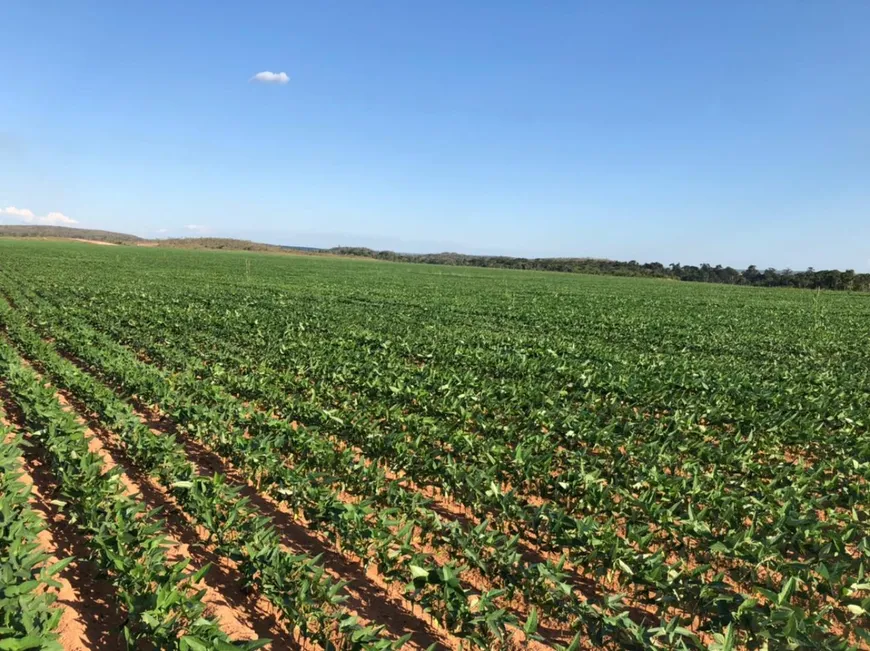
top-left (0, 238), bottom-right (868, 650)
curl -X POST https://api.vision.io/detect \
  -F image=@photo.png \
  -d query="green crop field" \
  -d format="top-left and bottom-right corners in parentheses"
top-left (0, 239), bottom-right (868, 650)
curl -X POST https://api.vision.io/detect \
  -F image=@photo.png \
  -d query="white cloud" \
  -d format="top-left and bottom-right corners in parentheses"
top-left (156, 228), bottom-right (168, 234)
top-left (1, 206), bottom-right (35, 218)
top-left (1, 206), bottom-right (78, 225)
top-left (41, 211), bottom-right (77, 225)
top-left (184, 224), bottom-right (209, 233)
top-left (251, 71), bottom-right (289, 84)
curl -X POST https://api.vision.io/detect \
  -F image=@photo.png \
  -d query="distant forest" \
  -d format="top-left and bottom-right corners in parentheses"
top-left (330, 248), bottom-right (870, 292)
top-left (2, 226), bottom-right (866, 291)
top-left (0, 224), bottom-right (144, 244)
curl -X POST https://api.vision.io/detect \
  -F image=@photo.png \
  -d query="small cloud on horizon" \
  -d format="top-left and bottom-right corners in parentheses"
top-left (1, 206), bottom-right (77, 226)
top-left (2, 206), bottom-right (35, 218)
top-left (184, 224), bottom-right (210, 234)
top-left (43, 212), bottom-right (76, 225)
top-left (250, 71), bottom-right (289, 84)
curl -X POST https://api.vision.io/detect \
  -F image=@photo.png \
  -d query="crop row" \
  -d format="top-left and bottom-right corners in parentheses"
top-left (7, 278), bottom-right (866, 648)
top-left (0, 336), bottom-right (261, 650)
top-left (0, 407), bottom-right (68, 651)
top-left (0, 289), bottom-right (616, 649)
top-left (0, 297), bottom-right (415, 650)
top-left (1, 244), bottom-right (869, 649)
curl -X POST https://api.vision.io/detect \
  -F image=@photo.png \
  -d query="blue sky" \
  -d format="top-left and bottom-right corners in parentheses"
top-left (2, 1), bottom-right (869, 270)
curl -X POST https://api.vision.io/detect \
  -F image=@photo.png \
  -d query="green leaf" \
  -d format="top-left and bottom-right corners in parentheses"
top-left (46, 556), bottom-right (75, 577)
top-left (616, 559), bottom-right (634, 576)
top-left (720, 623), bottom-right (736, 651)
top-left (4, 580), bottom-right (41, 597)
top-left (523, 606), bottom-right (539, 635)
top-left (778, 576), bottom-right (798, 605)
top-left (180, 635), bottom-right (210, 651)
top-left (0, 637), bottom-right (47, 651)
top-left (409, 565), bottom-right (429, 580)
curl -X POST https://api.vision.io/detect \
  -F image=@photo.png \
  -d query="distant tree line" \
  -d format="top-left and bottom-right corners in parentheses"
top-left (3, 226), bottom-right (865, 291)
top-left (0, 225), bottom-right (143, 244)
top-left (329, 248), bottom-right (870, 292)
top-left (157, 237), bottom-right (286, 252)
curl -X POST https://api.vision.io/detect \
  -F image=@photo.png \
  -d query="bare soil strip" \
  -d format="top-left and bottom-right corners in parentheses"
top-left (4, 358), bottom-right (270, 647)
top-left (325, 429), bottom-right (655, 631)
top-left (36, 339), bottom-right (646, 648)
top-left (25, 456), bottom-right (126, 650)
top-left (138, 407), bottom-right (457, 651)
top-left (218, 405), bottom-right (569, 645)
top-left (70, 239), bottom-right (118, 246)
top-left (37, 342), bottom-right (567, 648)
top-left (0, 386), bottom-right (124, 650)
top-left (50, 387), bottom-right (289, 648)
top-left (143, 406), bottom-right (569, 651)
top-left (38, 343), bottom-right (456, 649)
